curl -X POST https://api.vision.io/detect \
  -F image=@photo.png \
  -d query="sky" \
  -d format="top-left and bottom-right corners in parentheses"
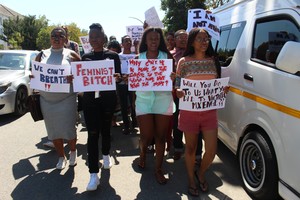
top-left (1, 0), bottom-right (165, 42)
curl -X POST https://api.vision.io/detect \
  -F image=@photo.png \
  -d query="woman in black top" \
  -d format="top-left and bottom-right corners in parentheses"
top-left (82, 23), bottom-right (121, 191)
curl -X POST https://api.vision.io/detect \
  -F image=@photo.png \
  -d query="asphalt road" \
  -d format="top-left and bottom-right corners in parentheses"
top-left (0, 113), bottom-right (252, 200)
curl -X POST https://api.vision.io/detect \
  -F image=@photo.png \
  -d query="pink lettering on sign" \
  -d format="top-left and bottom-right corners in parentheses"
top-left (83, 76), bottom-right (112, 86)
top-left (129, 59), bottom-right (171, 90)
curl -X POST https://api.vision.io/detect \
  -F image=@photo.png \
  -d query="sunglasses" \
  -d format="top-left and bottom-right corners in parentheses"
top-left (195, 38), bottom-right (211, 43)
top-left (51, 34), bottom-right (65, 39)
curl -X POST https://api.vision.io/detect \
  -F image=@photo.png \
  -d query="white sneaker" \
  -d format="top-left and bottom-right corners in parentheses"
top-left (69, 150), bottom-right (77, 166)
top-left (103, 155), bottom-right (112, 169)
top-left (43, 141), bottom-right (55, 148)
top-left (86, 173), bottom-right (100, 191)
top-left (56, 157), bottom-right (67, 170)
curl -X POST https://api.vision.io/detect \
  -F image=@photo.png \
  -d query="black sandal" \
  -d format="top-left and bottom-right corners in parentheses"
top-left (199, 180), bottom-right (209, 192)
top-left (188, 186), bottom-right (199, 197)
top-left (138, 153), bottom-right (145, 169)
top-left (155, 169), bottom-right (167, 185)
top-left (194, 171), bottom-right (209, 192)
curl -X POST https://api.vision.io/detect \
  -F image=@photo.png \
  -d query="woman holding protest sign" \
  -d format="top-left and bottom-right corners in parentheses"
top-left (81, 23), bottom-right (121, 191)
top-left (135, 27), bottom-right (175, 185)
top-left (175, 28), bottom-right (228, 196)
top-left (32, 27), bottom-right (81, 170)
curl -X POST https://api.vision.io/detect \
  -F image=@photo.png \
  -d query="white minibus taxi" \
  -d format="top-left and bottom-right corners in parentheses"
top-left (212, 0), bottom-right (300, 199)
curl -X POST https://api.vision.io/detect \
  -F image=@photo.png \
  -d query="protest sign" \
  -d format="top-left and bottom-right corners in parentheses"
top-left (119, 54), bottom-right (136, 74)
top-left (179, 77), bottom-right (229, 111)
top-left (30, 61), bottom-right (71, 93)
top-left (145, 7), bottom-right (164, 29)
top-left (128, 59), bottom-right (172, 91)
top-left (71, 60), bottom-right (116, 92)
top-left (187, 8), bottom-right (220, 40)
top-left (79, 35), bottom-right (92, 54)
top-left (126, 25), bottom-right (144, 42)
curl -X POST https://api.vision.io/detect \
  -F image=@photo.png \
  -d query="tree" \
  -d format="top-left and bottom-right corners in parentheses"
top-left (36, 25), bottom-right (55, 50)
top-left (205, 0), bottom-right (231, 9)
top-left (3, 15), bottom-right (48, 50)
top-left (3, 16), bottom-right (24, 49)
top-left (62, 22), bottom-right (82, 44)
top-left (8, 32), bottom-right (24, 49)
top-left (4, 14), bottom-right (86, 50)
top-left (161, 0), bottom-right (206, 33)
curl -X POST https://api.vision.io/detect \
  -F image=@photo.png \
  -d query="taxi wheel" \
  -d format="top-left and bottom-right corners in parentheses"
top-left (239, 131), bottom-right (280, 200)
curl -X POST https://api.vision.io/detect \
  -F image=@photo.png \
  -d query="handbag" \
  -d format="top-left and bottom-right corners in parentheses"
top-left (27, 92), bottom-right (43, 122)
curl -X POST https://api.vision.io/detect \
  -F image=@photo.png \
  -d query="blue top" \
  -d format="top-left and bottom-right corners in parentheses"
top-left (135, 51), bottom-right (174, 115)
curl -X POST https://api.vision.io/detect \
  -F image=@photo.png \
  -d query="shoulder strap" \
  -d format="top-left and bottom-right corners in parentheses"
top-left (36, 51), bottom-right (43, 62)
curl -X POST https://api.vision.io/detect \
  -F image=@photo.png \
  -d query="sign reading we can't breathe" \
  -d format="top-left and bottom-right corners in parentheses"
top-left (30, 61), bottom-right (71, 93)
top-left (179, 77), bottom-right (229, 111)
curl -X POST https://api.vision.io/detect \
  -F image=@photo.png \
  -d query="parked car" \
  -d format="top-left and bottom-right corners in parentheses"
top-left (212, 0), bottom-right (300, 200)
top-left (0, 50), bottom-right (38, 115)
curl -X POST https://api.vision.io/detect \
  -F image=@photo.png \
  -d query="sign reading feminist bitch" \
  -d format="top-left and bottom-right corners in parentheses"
top-left (71, 60), bottom-right (116, 92)
top-left (30, 61), bottom-right (71, 93)
top-left (179, 77), bottom-right (229, 111)
top-left (128, 59), bottom-right (173, 91)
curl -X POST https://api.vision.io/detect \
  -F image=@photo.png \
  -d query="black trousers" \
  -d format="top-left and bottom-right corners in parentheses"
top-left (173, 96), bottom-right (184, 151)
top-left (83, 92), bottom-right (116, 173)
top-left (117, 84), bottom-right (137, 129)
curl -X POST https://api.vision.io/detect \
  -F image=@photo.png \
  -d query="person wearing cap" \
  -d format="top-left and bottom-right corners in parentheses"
top-left (81, 23), bottom-right (121, 191)
top-left (32, 27), bottom-right (81, 170)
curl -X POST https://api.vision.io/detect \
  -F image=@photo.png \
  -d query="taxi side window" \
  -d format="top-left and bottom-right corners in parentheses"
top-left (212, 21), bottom-right (246, 67)
top-left (252, 16), bottom-right (300, 66)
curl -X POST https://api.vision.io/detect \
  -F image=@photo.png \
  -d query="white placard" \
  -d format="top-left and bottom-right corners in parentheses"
top-left (71, 60), bottom-right (116, 92)
top-left (79, 35), bottom-right (92, 54)
top-left (128, 59), bottom-right (173, 91)
top-left (30, 61), bottom-right (71, 93)
top-left (126, 25), bottom-right (144, 42)
top-left (187, 8), bottom-right (220, 40)
top-left (119, 54), bottom-right (136, 74)
top-left (144, 7), bottom-right (164, 29)
top-left (179, 77), bottom-right (229, 111)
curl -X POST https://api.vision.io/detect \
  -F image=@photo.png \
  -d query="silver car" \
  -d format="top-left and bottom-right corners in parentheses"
top-left (0, 50), bottom-right (38, 115)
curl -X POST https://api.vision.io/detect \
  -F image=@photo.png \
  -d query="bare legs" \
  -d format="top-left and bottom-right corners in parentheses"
top-left (138, 114), bottom-right (171, 183)
top-left (53, 137), bottom-right (77, 158)
top-left (184, 132), bottom-right (198, 189)
top-left (184, 129), bottom-right (217, 189)
top-left (198, 129), bottom-right (217, 182)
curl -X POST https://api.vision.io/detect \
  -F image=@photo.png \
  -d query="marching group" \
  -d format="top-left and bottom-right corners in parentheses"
top-left (31, 21), bottom-right (227, 197)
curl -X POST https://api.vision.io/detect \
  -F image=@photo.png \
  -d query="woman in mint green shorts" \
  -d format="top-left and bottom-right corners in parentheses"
top-left (136, 27), bottom-right (175, 185)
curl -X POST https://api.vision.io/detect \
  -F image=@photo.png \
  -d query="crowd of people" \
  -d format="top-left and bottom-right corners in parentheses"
top-left (32, 21), bottom-right (228, 197)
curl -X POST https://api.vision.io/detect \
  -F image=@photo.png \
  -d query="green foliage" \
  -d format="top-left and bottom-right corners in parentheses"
top-left (3, 14), bottom-right (87, 50)
top-left (206, 0), bottom-right (231, 9)
top-left (62, 22), bottom-right (82, 44)
top-left (161, 0), bottom-right (206, 33)
top-left (8, 32), bottom-right (24, 49)
top-left (3, 15), bottom-right (48, 50)
top-left (36, 25), bottom-right (55, 50)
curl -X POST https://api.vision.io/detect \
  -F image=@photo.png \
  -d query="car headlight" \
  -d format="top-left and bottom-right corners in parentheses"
top-left (0, 83), bottom-right (12, 94)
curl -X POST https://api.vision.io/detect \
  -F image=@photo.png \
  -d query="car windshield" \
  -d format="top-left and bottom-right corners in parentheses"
top-left (0, 53), bottom-right (26, 70)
